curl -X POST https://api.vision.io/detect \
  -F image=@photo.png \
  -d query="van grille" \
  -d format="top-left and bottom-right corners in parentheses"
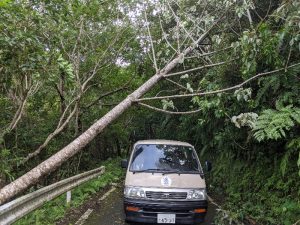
top-left (145, 191), bottom-right (187, 200)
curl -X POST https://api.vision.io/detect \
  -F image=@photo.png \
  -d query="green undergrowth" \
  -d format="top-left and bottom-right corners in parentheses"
top-left (208, 154), bottom-right (300, 225)
top-left (15, 157), bottom-right (124, 225)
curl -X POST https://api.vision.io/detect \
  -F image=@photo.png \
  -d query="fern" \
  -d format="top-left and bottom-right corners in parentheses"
top-left (255, 76), bottom-right (279, 106)
top-left (253, 105), bottom-right (300, 142)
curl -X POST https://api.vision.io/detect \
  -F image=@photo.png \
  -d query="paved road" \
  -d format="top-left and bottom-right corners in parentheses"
top-left (84, 187), bottom-right (216, 225)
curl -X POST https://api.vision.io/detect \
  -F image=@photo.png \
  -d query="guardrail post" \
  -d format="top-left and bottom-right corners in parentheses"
top-left (66, 191), bottom-right (72, 205)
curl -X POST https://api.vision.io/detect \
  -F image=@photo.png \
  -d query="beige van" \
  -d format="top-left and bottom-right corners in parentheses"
top-left (121, 140), bottom-right (212, 224)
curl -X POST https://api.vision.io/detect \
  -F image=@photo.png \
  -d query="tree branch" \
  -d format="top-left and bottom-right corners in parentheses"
top-left (84, 76), bottom-right (134, 109)
top-left (165, 78), bottom-right (188, 90)
top-left (137, 62), bottom-right (300, 102)
top-left (155, 88), bottom-right (181, 97)
top-left (144, 10), bottom-right (158, 72)
top-left (7, 95), bottom-right (28, 132)
top-left (293, 219), bottom-right (300, 225)
top-left (57, 98), bottom-right (77, 128)
top-left (159, 14), bottom-right (177, 53)
top-left (164, 59), bottom-right (233, 78)
top-left (138, 102), bottom-right (201, 115)
top-left (185, 46), bottom-right (233, 60)
top-left (20, 103), bottom-right (79, 165)
top-left (244, 0), bottom-right (253, 27)
top-left (167, 0), bottom-right (197, 44)
top-left (160, 10), bottom-right (226, 72)
top-left (71, 17), bottom-right (84, 58)
top-left (6, 83), bottom-right (35, 132)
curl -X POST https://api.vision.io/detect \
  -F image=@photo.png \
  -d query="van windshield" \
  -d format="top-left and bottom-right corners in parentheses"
top-left (129, 144), bottom-right (200, 173)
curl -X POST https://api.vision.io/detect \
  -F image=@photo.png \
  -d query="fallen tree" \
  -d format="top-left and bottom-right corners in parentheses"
top-left (0, 16), bottom-right (220, 203)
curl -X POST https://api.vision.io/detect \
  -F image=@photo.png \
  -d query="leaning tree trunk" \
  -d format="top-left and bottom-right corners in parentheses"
top-left (0, 33), bottom-right (208, 204)
top-left (0, 72), bottom-right (164, 204)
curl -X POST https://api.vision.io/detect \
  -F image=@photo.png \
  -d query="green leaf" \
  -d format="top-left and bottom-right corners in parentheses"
top-left (186, 83), bottom-right (193, 93)
top-left (180, 74), bottom-right (189, 79)
top-left (253, 107), bottom-right (300, 141)
top-left (161, 99), bottom-right (175, 110)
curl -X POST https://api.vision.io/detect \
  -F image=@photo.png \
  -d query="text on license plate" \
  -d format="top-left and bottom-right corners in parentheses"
top-left (157, 214), bottom-right (176, 224)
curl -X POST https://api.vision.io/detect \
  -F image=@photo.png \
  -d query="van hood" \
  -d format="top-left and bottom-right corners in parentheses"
top-left (124, 171), bottom-right (206, 189)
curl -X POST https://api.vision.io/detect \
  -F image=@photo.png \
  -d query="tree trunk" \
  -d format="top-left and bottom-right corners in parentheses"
top-left (74, 105), bottom-right (82, 137)
top-left (115, 138), bottom-right (121, 157)
top-left (59, 72), bottom-right (66, 115)
top-left (0, 41), bottom-right (203, 204)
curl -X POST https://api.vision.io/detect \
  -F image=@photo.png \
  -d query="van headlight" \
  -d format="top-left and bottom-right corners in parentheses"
top-left (187, 189), bottom-right (207, 200)
top-left (124, 186), bottom-right (146, 199)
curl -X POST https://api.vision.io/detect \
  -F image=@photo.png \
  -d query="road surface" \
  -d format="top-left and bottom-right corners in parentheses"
top-left (84, 187), bottom-right (216, 225)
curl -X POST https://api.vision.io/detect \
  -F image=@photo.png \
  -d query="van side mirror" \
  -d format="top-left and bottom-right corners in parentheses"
top-left (121, 159), bottom-right (128, 168)
top-left (205, 161), bottom-right (212, 172)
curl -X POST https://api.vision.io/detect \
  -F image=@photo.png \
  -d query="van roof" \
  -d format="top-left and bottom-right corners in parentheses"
top-left (135, 139), bottom-right (193, 147)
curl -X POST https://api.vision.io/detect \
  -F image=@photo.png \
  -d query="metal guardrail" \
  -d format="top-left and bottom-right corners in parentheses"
top-left (0, 166), bottom-right (105, 225)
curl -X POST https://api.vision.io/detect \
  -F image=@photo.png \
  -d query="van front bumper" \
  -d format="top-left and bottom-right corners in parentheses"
top-left (124, 198), bottom-right (208, 224)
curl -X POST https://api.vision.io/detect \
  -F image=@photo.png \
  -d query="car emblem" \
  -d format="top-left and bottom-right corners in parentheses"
top-left (161, 176), bottom-right (172, 187)
top-left (163, 193), bottom-right (170, 198)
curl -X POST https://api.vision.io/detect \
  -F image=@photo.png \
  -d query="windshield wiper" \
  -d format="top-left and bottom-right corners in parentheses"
top-left (162, 169), bottom-right (181, 175)
top-left (132, 168), bottom-right (167, 174)
top-left (162, 170), bottom-right (203, 175)
top-left (132, 169), bottom-right (202, 175)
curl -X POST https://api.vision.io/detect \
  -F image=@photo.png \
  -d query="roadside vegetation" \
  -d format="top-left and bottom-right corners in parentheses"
top-left (15, 158), bottom-right (124, 225)
top-left (209, 156), bottom-right (299, 224)
top-left (0, 0), bottom-right (299, 224)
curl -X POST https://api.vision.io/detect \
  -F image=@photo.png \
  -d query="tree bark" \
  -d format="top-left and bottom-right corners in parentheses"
top-left (55, 72), bottom-right (66, 115)
top-left (0, 33), bottom-right (209, 204)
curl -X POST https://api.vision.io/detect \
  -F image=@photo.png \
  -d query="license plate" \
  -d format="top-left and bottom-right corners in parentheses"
top-left (157, 214), bottom-right (176, 224)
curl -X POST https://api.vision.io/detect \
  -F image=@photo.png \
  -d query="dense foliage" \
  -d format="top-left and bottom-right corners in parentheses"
top-left (141, 1), bottom-right (300, 224)
top-left (0, 0), bottom-right (299, 224)
top-left (0, 0), bottom-right (142, 185)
